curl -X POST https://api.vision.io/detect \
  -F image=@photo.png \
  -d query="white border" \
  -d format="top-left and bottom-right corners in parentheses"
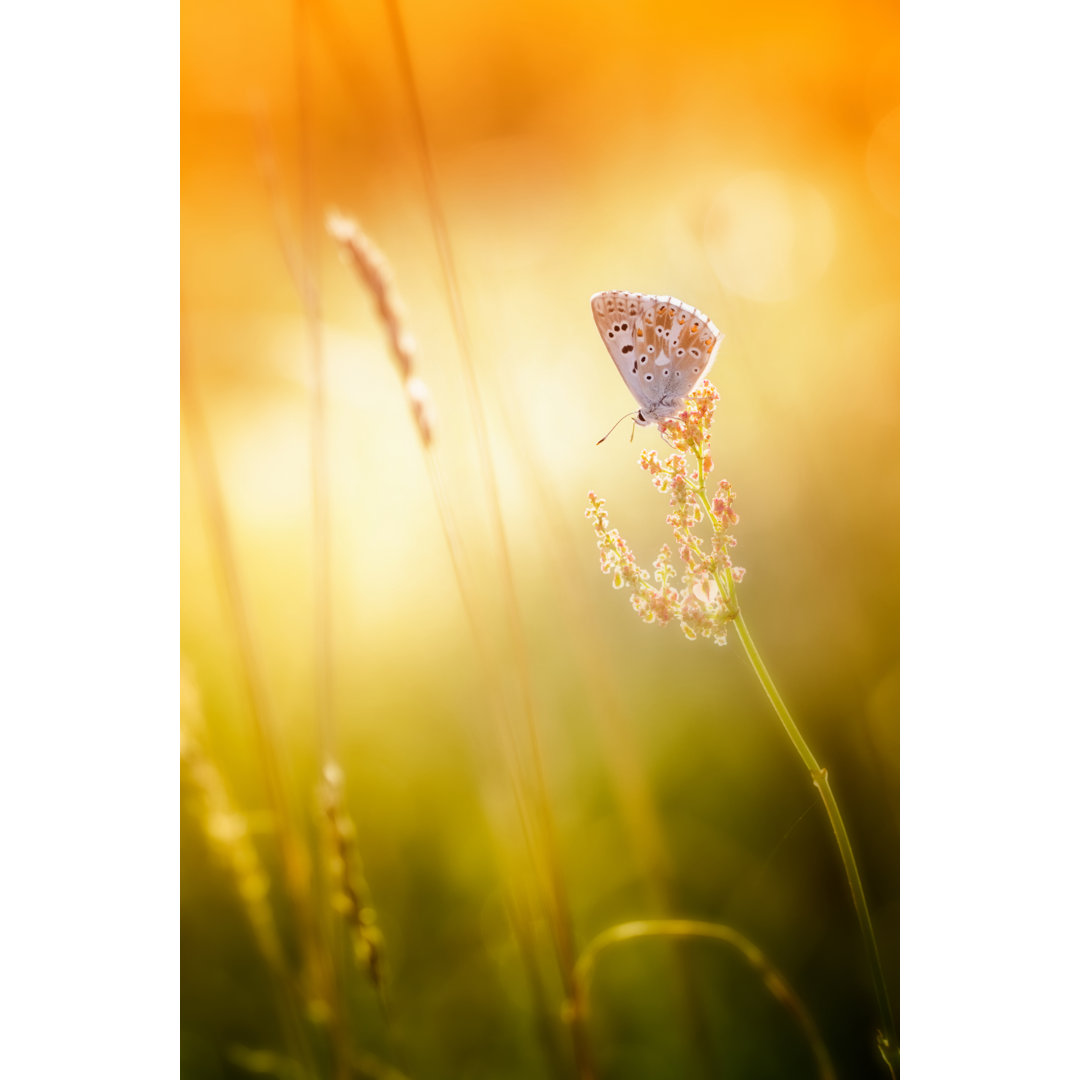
top-left (904, 1), bottom-right (1080, 1074)
top-left (0, 2), bottom-right (177, 1074)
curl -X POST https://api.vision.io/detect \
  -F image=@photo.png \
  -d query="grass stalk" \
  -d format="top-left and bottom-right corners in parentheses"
top-left (291, 0), bottom-right (335, 770)
top-left (181, 313), bottom-right (310, 937)
top-left (589, 388), bottom-right (897, 1074)
top-left (181, 309), bottom-right (343, 1069)
top-left (378, 0), bottom-right (581, 976)
top-left (496, 388), bottom-right (717, 1074)
top-left (326, 213), bottom-right (582, 1077)
top-left (181, 681), bottom-right (319, 1078)
top-left (374, 19), bottom-right (587, 1069)
top-left (572, 919), bottom-right (836, 1080)
top-left (257, 33), bottom-right (375, 1064)
top-left (729, 612), bottom-right (899, 1077)
top-left (285, 17), bottom-right (353, 1065)
top-left (683, 424), bottom-right (899, 1075)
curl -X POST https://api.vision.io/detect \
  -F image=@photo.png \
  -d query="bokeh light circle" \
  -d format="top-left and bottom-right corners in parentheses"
top-left (704, 171), bottom-right (836, 302)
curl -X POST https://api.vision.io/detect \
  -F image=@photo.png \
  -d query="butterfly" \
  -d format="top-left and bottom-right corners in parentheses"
top-left (591, 290), bottom-right (723, 426)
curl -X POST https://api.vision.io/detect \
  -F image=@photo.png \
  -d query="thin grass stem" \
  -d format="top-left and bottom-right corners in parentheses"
top-left (572, 919), bottom-right (836, 1080)
top-left (685, 420), bottom-right (898, 1073)
top-left (326, 213), bottom-right (581, 1077)
top-left (181, 684), bottom-right (319, 1078)
top-left (292, 0), bottom-right (335, 770)
top-left (729, 611), bottom-right (898, 1077)
top-left (375, 9), bottom-right (584, 1037)
top-left (591, 385), bottom-right (897, 1074)
top-left (181, 312), bottom-right (310, 930)
top-left (285, 22), bottom-right (352, 1062)
top-left (181, 307), bottom-right (348, 1071)
top-left (495, 387), bottom-right (716, 1074)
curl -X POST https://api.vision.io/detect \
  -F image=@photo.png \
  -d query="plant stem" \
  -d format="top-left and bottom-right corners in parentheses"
top-left (730, 610), bottom-right (898, 1076)
top-left (572, 919), bottom-right (836, 1080)
top-left (682, 431), bottom-right (896, 1071)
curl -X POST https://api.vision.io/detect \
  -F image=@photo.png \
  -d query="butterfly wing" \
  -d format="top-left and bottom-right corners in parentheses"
top-left (590, 290), bottom-right (666, 414)
top-left (640, 296), bottom-right (723, 404)
top-left (591, 291), bottom-right (723, 421)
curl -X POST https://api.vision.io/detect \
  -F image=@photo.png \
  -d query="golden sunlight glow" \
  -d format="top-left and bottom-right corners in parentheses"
top-left (181, 1), bottom-right (899, 1074)
top-left (703, 172), bottom-right (836, 303)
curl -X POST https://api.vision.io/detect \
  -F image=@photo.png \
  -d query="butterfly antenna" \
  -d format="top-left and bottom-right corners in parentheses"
top-left (596, 411), bottom-right (637, 445)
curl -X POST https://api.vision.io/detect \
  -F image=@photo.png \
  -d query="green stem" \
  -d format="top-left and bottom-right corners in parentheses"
top-left (572, 919), bottom-right (836, 1080)
top-left (654, 423), bottom-right (897, 1073)
top-left (683, 431), bottom-right (896, 1071)
top-left (730, 610), bottom-right (898, 1076)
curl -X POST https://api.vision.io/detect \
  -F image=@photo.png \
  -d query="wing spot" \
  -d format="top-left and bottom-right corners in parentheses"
top-left (608, 331), bottom-right (615, 338)
top-left (644, 373), bottom-right (653, 381)
top-left (663, 369), bottom-right (670, 377)
top-left (637, 328), bottom-right (644, 337)
top-left (693, 367), bottom-right (699, 373)
top-left (691, 322), bottom-right (699, 332)
top-left (690, 347), bottom-right (700, 357)
top-left (621, 344), bottom-right (633, 354)
top-left (677, 348), bottom-right (685, 356)
top-left (647, 345), bottom-right (654, 353)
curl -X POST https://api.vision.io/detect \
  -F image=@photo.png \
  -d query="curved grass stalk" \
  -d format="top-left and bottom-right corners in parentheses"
top-left (571, 920), bottom-right (836, 1080)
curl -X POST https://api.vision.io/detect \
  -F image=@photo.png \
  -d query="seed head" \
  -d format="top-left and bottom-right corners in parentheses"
top-left (588, 381), bottom-right (742, 647)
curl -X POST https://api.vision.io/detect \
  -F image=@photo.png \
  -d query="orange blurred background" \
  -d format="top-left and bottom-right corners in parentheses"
top-left (182, 1), bottom-right (898, 1076)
